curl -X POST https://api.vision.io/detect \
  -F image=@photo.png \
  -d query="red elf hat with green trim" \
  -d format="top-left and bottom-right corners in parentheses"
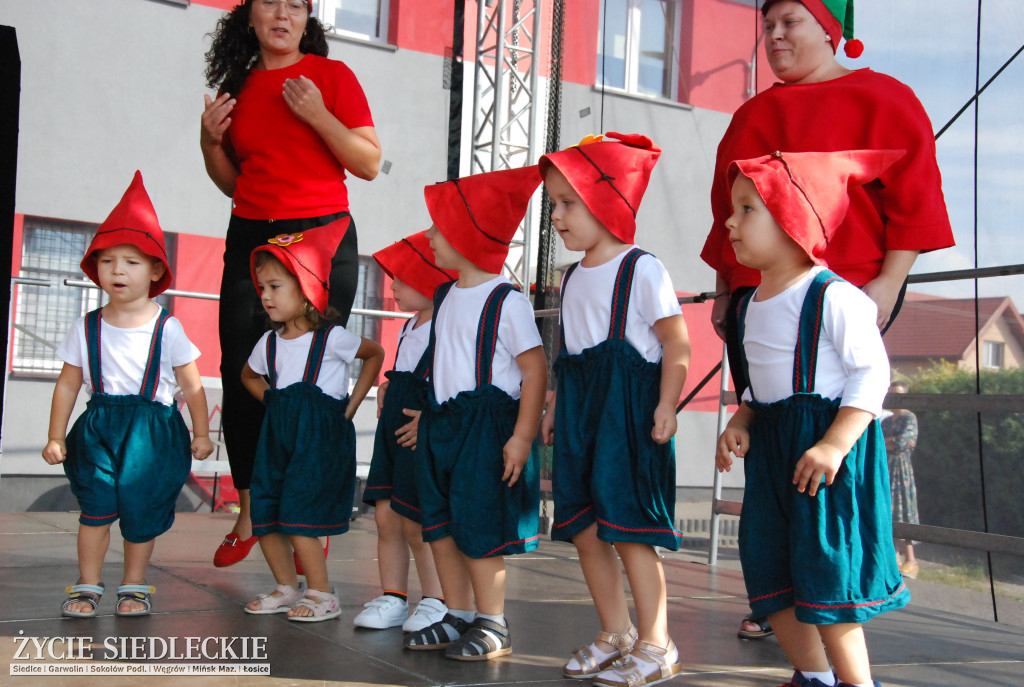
top-left (539, 132), bottom-right (661, 244)
top-left (424, 166), bottom-right (541, 273)
top-left (249, 216), bottom-right (351, 314)
top-left (372, 230), bottom-right (456, 301)
top-left (729, 149), bottom-right (904, 264)
top-left (763, 0), bottom-right (863, 58)
top-left (81, 170), bottom-right (173, 298)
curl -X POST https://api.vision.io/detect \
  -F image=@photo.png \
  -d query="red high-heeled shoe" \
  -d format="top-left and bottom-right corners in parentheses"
top-left (213, 532), bottom-right (259, 568)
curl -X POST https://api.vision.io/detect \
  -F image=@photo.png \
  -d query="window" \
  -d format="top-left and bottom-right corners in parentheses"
top-left (314, 0), bottom-right (390, 43)
top-left (982, 340), bottom-right (1004, 370)
top-left (597, 0), bottom-right (680, 99)
top-left (12, 219), bottom-right (99, 374)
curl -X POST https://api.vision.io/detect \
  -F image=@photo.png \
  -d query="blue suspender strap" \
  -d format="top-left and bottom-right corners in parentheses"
top-left (794, 270), bottom-right (842, 394)
top-left (425, 280), bottom-right (457, 384)
top-left (302, 325), bottom-right (334, 385)
top-left (607, 248), bottom-right (647, 341)
top-left (84, 308), bottom-right (104, 393)
top-left (735, 288), bottom-right (757, 401)
top-left (138, 308), bottom-right (172, 401)
top-left (475, 283), bottom-right (520, 387)
top-left (266, 333), bottom-right (277, 389)
top-left (557, 262), bottom-right (581, 354)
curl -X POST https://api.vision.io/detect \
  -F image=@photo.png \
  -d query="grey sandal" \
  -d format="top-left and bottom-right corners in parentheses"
top-left (62, 582), bottom-right (104, 618)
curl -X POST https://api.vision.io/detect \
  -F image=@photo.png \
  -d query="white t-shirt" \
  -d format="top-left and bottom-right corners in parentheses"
top-left (393, 314), bottom-right (431, 373)
top-left (560, 247), bottom-right (682, 362)
top-left (57, 310), bottom-right (200, 407)
top-left (740, 267), bottom-right (890, 416)
top-left (247, 326), bottom-right (362, 400)
top-left (432, 276), bottom-right (543, 403)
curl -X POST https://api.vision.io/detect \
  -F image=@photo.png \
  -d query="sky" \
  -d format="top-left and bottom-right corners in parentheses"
top-left (833, 0), bottom-right (1024, 305)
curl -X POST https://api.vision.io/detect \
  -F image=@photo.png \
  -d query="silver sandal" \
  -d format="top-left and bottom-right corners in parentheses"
top-left (592, 639), bottom-right (682, 687)
top-left (563, 624), bottom-right (638, 678)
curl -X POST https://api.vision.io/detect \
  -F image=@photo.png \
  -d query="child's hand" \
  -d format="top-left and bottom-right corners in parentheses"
top-left (793, 443), bottom-right (845, 496)
top-left (540, 408), bottom-right (555, 446)
top-left (715, 426), bottom-right (749, 473)
top-left (42, 439), bottom-right (67, 465)
top-left (191, 436), bottom-right (215, 461)
top-left (651, 402), bottom-right (677, 444)
top-left (502, 434), bottom-right (531, 487)
top-left (376, 380), bottom-right (389, 418)
top-left (395, 408), bottom-right (421, 449)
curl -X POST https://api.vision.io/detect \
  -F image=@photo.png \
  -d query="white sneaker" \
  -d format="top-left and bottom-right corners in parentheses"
top-left (402, 597), bottom-right (448, 632)
top-left (353, 595), bottom-right (408, 629)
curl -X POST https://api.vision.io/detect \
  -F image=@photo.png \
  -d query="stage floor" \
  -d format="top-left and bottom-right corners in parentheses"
top-left (1, 511), bottom-right (1021, 686)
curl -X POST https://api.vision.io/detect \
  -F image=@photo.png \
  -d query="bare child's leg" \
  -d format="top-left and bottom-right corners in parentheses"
top-left (403, 516), bottom-right (442, 599)
top-left (615, 542), bottom-right (669, 648)
top-left (818, 623), bottom-right (872, 685)
top-left (375, 500), bottom-right (411, 593)
top-left (65, 524), bottom-right (111, 614)
top-left (430, 536), bottom-right (474, 611)
top-left (117, 538), bottom-right (156, 613)
top-left (246, 532), bottom-right (299, 611)
top-left (464, 554), bottom-right (505, 616)
top-left (234, 489), bottom-right (252, 539)
top-left (289, 535), bottom-right (330, 618)
top-left (769, 608), bottom-right (831, 675)
top-left (575, 524), bottom-right (632, 638)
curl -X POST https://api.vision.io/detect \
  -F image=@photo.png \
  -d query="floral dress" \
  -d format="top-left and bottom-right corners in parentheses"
top-left (882, 410), bottom-right (919, 527)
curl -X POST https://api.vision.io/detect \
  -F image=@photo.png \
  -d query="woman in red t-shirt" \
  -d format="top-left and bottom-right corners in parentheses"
top-left (201, 0), bottom-right (381, 567)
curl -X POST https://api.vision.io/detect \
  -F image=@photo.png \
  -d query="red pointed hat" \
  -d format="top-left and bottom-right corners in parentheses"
top-left (729, 149), bottom-right (905, 264)
top-left (539, 132), bottom-right (661, 244)
top-left (424, 165), bottom-right (541, 273)
top-left (80, 171), bottom-right (172, 297)
top-left (372, 230), bottom-right (456, 300)
top-left (249, 216), bottom-right (351, 314)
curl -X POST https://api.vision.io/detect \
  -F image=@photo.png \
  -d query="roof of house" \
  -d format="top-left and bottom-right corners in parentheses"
top-left (884, 293), bottom-right (1024, 359)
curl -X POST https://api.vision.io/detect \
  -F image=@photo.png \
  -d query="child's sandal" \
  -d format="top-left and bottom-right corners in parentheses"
top-left (444, 617), bottom-right (512, 661)
top-left (592, 639), bottom-right (682, 687)
top-left (563, 624), bottom-right (638, 678)
top-left (287, 588), bottom-right (341, 622)
top-left (61, 582), bottom-right (104, 618)
top-left (404, 613), bottom-right (471, 650)
top-left (115, 584), bottom-right (155, 617)
top-left (245, 583), bottom-right (305, 615)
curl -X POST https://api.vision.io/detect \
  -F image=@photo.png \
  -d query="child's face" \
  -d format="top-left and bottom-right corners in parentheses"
top-left (95, 244), bottom-right (165, 303)
top-left (544, 167), bottom-right (615, 254)
top-left (424, 224), bottom-right (468, 272)
top-left (726, 174), bottom-right (808, 270)
top-left (255, 258), bottom-right (306, 325)
top-left (390, 277), bottom-right (432, 313)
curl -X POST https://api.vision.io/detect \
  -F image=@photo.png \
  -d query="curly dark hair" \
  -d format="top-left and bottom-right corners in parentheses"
top-left (204, 0), bottom-right (330, 97)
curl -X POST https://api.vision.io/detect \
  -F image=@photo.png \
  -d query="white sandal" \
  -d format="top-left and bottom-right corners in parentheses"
top-left (563, 624), bottom-right (638, 678)
top-left (245, 584), bottom-right (304, 615)
top-left (592, 639), bottom-right (682, 687)
top-left (288, 588), bottom-right (341, 622)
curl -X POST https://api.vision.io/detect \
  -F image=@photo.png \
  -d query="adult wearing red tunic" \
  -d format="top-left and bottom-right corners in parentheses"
top-left (702, 0), bottom-right (953, 655)
top-left (200, 0), bottom-right (381, 566)
top-left (703, 0), bottom-right (953, 342)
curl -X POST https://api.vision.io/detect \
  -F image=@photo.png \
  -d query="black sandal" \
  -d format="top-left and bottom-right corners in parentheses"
top-left (404, 613), bottom-right (471, 650)
top-left (737, 615), bottom-right (773, 639)
top-left (444, 617), bottom-right (512, 661)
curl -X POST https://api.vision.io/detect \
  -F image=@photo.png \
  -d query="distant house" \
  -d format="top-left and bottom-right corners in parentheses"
top-left (884, 293), bottom-right (1024, 375)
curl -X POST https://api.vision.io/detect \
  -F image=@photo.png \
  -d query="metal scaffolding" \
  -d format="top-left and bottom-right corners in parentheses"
top-left (470, 0), bottom-right (542, 289)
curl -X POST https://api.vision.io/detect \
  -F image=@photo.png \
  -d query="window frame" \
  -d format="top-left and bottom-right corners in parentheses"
top-left (313, 0), bottom-right (391, 44)
top-left (596, 0), bottom-right (682, 101)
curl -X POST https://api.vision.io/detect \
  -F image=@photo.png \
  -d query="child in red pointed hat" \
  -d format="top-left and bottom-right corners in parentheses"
top-left (241, 217), bottom-right (385, 622)
top-left (404, 167), bottom-right (547, 661)
top-left (43, 171), bottom-right (215, 618)
top-left (538, 133), bottom-right (690, 685)
top-left (353, 232), bottom-right (455, 634)
top-left (716, 150), bottom-right (909, 687)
